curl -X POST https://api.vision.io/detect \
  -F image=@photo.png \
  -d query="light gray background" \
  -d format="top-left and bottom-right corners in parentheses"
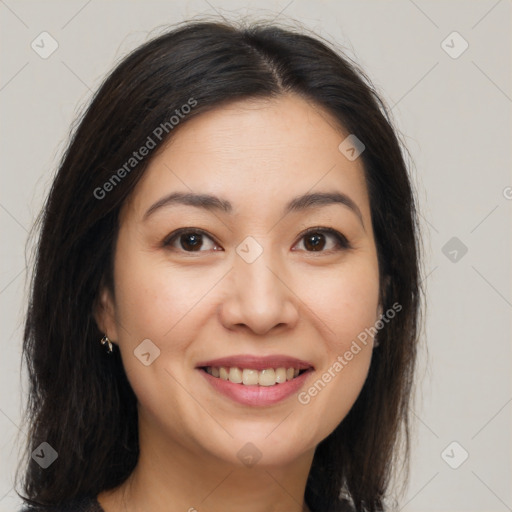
top-left (1, 1), bottom-right (511, 511)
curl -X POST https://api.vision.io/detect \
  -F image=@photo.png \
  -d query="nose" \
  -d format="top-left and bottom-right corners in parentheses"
top-left (218, 246), bottom-right (300, 336)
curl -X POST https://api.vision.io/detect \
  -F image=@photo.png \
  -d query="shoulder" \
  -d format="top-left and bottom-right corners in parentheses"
top-left (19, 495), bottom-right (104, 512)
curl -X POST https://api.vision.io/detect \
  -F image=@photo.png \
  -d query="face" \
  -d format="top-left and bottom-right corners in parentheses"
top-left (97, 93), bottom-right (382, 468)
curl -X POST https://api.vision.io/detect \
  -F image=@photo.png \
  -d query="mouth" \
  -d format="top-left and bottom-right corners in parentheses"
top-left (196, 362), bottom-right (314, 406)
top-left (198, 366), bottom-right (312, 386)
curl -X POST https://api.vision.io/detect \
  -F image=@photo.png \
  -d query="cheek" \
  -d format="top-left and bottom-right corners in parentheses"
top-left (293, 259), bottom-right (379, 438)
top-left (314, 274), bottom-right (377, 395)
top-left (113, 249), bottom-right (217, 339)
top-left (111, 248), bottom-right (225, 395)
top-left (324, 264), bottom-right (379, 382)
top-left (110, 251), bottom-right (202, 420)
top-left (300, 257), bottom-right (380, 344)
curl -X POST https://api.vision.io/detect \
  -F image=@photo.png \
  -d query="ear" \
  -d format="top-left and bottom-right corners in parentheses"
top-left (93, 283), bottom-right (119, 341)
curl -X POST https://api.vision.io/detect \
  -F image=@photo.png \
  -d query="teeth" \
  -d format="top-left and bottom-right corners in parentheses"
top-left (228, 367), bottom-right (242, 383)
top-left (275, 367), bottom-right (287, 383)
top-left (205, 366), bottom-right (305, 386)
top-left (258, 369), bottom-right (276, 387)
top-left (242, 369), bottom-right (259, 386)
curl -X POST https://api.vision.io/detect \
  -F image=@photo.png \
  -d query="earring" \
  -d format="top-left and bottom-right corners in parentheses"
top-left (100, 334), bottom-right (114, 354)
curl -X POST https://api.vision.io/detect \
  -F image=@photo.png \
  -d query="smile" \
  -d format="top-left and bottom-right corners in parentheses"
top-left (200, 366), bottom-right (308, 386)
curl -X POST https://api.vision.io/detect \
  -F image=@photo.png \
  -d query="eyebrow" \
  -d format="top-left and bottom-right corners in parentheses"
top-left (143, 191), bottom-right (365, 228)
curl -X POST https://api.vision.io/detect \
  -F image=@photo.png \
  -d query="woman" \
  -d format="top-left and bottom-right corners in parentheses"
top-left (17, 18), bottom-right (423, 512)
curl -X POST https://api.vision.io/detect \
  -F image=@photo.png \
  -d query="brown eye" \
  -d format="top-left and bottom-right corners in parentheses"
top-left (294, 227), bottom-right (351, 253)
top-left (303, 232), bottom-right (326, 251)
top-left (179, 232), bottom-right (203, 251)
top-left (163, 229), bottom-right (220, 252)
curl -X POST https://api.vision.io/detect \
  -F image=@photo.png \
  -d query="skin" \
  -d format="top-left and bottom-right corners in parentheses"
top-left (96, 92), bottom-right (382, 512)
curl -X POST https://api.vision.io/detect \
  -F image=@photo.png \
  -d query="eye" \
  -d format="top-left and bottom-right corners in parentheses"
top-left (293, 227), bottom-right (351, 253)
top-left (162, 226), bottom-right (351, 254)
top-left (163, 228), bottom-right (221, 253)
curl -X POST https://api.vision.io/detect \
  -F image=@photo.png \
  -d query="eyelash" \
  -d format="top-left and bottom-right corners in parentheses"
top-left (162, 226), bottom-right (352, 254)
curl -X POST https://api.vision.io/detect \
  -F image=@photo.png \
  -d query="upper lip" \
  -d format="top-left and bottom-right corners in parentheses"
top-left (195, 355), bottom-right (314, 371)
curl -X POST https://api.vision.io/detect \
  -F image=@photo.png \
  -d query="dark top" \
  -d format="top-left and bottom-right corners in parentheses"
top-left (20, 495), bottom-right (104, 512)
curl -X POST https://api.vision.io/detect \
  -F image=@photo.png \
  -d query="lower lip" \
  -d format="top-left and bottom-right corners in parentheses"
top-left (197, 368), bottom-right (313, 406)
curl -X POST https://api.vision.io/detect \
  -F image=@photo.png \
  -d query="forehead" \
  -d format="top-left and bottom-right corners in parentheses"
top-left (122, 93), bottom-right (370, 222)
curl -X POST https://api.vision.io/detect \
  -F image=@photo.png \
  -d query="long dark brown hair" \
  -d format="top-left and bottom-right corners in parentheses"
top-left (17, 18), bottom-right (423, 512)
